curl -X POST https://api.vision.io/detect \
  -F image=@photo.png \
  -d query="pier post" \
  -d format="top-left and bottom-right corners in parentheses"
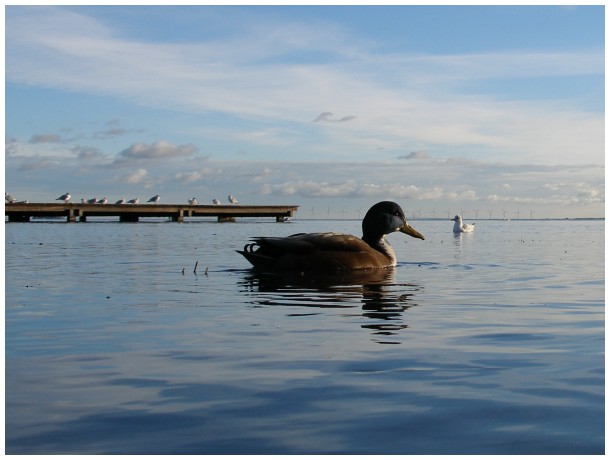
top-left (172, 210), bottom-right (184, 222)
top-left (67, 208), bottom-right (77, 223)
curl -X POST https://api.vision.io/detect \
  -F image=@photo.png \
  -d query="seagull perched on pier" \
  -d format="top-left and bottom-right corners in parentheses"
top-left (127, 198), bottom-right (139, 204)
top-left (212, 198), bottom-right (220, 205)
top-left (97, 197), bottom-right (108, 205)
top-left (228, 195), bottom-right (238, 204)
top-left (87, 197), bottom-right (98, 204)
top-left (452, 215), bottom-right (475, 233)
top-left (115, 198), bottom-right (126, 205)
top-left (188, 197), bottom-right (198, 205)
top-left (148, 194), bottom-right (160, 204)
top-left (56, 192), bottom-right (71, 203)
top-left (5, 193), bottom-right (15, 203)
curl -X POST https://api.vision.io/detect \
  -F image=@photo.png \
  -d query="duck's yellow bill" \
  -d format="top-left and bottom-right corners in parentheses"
top-left (400, 223), bottom-right (425, 240)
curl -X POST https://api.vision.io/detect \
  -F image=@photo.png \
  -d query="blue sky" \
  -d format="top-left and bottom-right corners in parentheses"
top-left (5, 5), bottom-right (605, 218)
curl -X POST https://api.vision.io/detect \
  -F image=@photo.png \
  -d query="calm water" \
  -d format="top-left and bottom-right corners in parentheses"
top-left (5, 217), bottom-right (605, 454)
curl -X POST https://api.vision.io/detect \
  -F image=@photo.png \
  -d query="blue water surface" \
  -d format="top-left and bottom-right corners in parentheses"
top-left (5, 217), bottom-right (605, 454)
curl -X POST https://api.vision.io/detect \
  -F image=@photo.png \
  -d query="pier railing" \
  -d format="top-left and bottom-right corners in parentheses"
top-left (5, 203), bottom-right (299, 223)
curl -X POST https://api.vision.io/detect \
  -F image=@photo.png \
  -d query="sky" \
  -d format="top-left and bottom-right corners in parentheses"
top-left (4, 5), bottom-right (605, 219)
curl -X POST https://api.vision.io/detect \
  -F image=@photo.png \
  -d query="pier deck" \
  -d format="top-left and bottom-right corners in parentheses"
top-left (5, 203), bottom-right (299, 223)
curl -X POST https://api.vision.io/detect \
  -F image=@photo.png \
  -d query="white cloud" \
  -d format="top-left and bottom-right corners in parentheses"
top-left (387, 50), bottom-right (603, 83)
top-left (259, 178), bottom-right (477, 201)
top-left (122, 168), bottom-right (149, 184)
top-left (4, 145), bottom-right (604, 216)
top-left (174, 168), bottom-right (215, 183)
top-left (246, 158), bottom-right (603, 214)
top-left (109, 141), bottom-right (199, 168)
top-left (398, 151), bottom-right (431, 160)
top-left (313, 112), bottom-right (356, 123)
top-left (17, 157), bottom-right (59, 172)
top-left (73, 145), bottom-right (105, 161)
top-left (29, 133), bottom-right (63, 144)
top-left (6, 136), bottom-right (73, 160)
top-left (4, 7), bottom-right (605, 217)
top-left (118, 141), bottom-right (197, 161)
top-left (5, 7), bottom-right (604, 165)
top-left (93, 120), bottom-right (128, 139)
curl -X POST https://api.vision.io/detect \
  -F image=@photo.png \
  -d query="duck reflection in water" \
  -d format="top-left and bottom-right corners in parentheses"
top-left (239, 269), bottom-right (421, 343)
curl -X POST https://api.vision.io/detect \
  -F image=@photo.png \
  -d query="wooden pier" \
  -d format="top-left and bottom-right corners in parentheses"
top-left (5, 202), bottom-right (299, 223)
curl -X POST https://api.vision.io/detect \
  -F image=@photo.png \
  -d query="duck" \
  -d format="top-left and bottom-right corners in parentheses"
top-left (452, 215), bottom-right (475, 233)
top-left (238, 201), bottom-right (425, 272)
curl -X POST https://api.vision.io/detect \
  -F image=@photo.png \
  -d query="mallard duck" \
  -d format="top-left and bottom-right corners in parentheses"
top-left (238, 201), bottom-right (425, 272)
top-left (452, 215), bottom-right (475, 233)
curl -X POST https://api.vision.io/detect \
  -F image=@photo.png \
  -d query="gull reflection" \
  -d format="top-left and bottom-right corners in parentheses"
top-left (238, 269), bottom-right (421, 343)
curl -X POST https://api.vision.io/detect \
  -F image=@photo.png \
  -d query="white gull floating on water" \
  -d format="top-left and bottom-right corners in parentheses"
top-left (452, 215), bottom-right (475, 233)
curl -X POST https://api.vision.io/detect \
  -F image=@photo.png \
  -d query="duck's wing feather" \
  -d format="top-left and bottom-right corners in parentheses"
top-left (238, 232), bottom-right (390, 271)
top-left (252, 232), bottom-right (367, 254)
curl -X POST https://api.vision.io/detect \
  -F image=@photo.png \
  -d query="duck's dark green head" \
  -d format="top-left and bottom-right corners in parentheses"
top-left (362, 201), bottom-right (425, 243)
